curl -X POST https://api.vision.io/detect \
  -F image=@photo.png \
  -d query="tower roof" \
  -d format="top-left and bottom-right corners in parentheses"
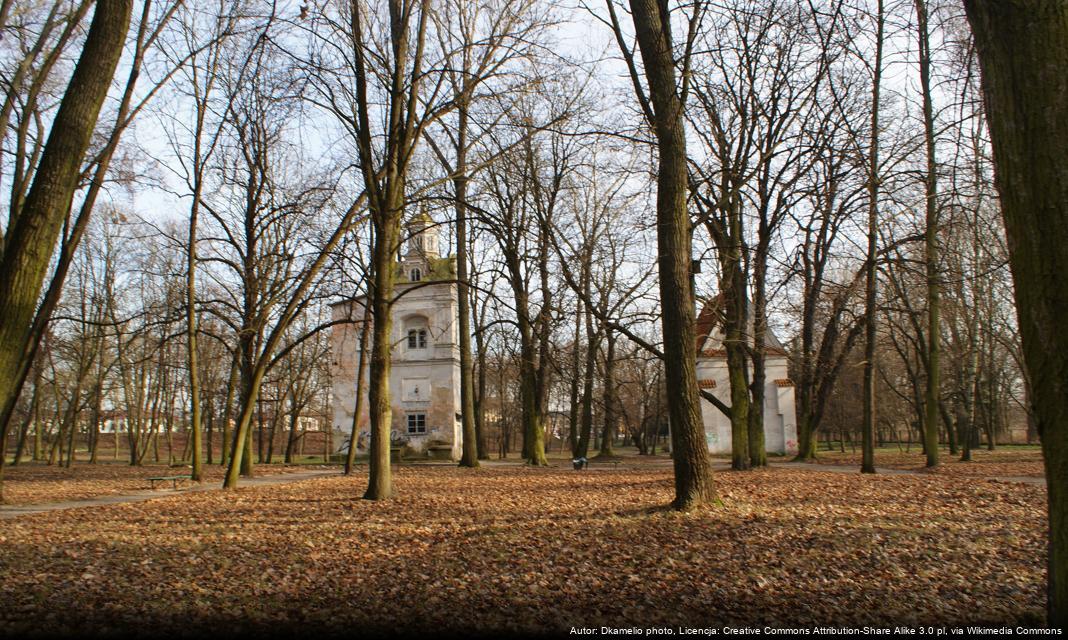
top-left (407, 210), bottom-right (435, 228)
top-left (695, 295), bottom-right (788, 358)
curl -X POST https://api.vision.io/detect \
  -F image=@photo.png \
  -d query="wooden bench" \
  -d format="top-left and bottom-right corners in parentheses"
top-left (148, 475), bottom-right (192, 490)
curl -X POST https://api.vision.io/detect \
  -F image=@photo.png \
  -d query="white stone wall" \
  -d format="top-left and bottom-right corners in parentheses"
top-left (329, 280), bottom-right (462, 460)
top-left (695, 320), bottom-right (798, 456)
top-left (696, 357), bottom-right (732, 453)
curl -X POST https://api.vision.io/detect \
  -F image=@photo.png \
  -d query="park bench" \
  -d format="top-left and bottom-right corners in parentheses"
top-left (147, 475), bottom-right (192, 490)
top-left (573, 457), bottom-right (623, 470)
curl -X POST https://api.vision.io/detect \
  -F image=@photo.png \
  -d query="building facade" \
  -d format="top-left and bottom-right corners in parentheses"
top-left (329, 214), bottom-right (462, 460)
top-left (694, 301), bottom-right (799, 456)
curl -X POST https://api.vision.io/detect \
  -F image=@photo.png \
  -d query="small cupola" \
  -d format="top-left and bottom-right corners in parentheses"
top-left (405, 210), bottom-right (440, 261)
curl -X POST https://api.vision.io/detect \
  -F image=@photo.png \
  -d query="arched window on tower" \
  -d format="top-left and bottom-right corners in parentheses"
top-left (407, 328), bottom-right (427, 349)
top-left (410, 268), bottom-right (422, 282)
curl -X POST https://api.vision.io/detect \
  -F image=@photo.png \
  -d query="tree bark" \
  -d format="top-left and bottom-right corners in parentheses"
top-left (628, 0), bottom-right (716, 509)
top-left (220, 349), bottom-right (239, 467)
top-left (567, 296), bottom-right (583, 456)
top-left (598, 329), bottom-right (618, 458)
top-left (364, 207), bottom-right (400, 499)
top-left (472, 280), bottom-right (489, 459)
top-left (748, 248), bottom-right (768, 468)
top-left (576, 322), bottom-right (599, 460)
top-left (344, 298), bottom-right (371, 474)
top-left (454, 96), bottom-right (479, 469)
top-left (862, 0), bottom-right (885, 475)
top-left (724, 270), bottom-right (751, 471)
top-left (0, 1), bottom-right (132, 488)
top-left (915, 0), bottom-right (941, 468)
top-left (962, 0), bottom-right (1068, 625)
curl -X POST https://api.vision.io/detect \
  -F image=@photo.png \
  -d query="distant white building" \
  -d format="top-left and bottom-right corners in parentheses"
top-left (694, 300), bottom-right (798, 456)
top-left (329, 213), bottom-right (462, 460)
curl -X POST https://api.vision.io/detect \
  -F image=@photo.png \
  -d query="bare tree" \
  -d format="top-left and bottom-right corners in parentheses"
top-left (607, 0), bottom-right (717, 508)
top-left (305, 0), bottom-right (456, 498)
top-left (420, 0), bottom-right (551, 469)
top-left (0, 0), bottom-right (132, 500)
top-left (962, 0), bottom-right (1068, 625)
top-left (159, 0), bottom-right (244, 482)
top-left (914, 0), bottom-right (942, 468)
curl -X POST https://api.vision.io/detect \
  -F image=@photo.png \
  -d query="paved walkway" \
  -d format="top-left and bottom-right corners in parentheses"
top-left (0, 469), bottom-right (341, 520)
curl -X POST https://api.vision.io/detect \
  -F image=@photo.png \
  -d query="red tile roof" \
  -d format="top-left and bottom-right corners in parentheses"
top-left (694, 295), bottom-right (789, 358)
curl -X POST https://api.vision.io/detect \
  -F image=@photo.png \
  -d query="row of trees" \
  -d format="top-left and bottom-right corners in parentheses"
top-left (0, 0), bottom-right (1030, 499)
top-left (0, 0), bottom-right (1063, 622)
top-left (3, 214), bottom-right (333, 468)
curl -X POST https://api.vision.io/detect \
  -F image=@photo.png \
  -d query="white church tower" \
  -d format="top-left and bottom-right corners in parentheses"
top-left (329, 212), bottom-right (462, 460)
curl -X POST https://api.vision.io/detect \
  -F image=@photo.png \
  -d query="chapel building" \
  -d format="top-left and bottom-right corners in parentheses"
top-left (329, 213), bottom-right (462, 460)
top-left (694, 300), bottom-right (799, 456)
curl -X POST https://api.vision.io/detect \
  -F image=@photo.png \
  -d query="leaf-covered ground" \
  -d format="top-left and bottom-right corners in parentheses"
top-left (0, 462), bottom-right (333, 506)
top-left (0, 464), bottom-right (1047, 637)
top-left (811, 447), bottom-right (1045, 478)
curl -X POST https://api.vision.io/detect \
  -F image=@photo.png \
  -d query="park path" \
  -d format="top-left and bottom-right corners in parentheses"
top-left (0, 458), bottom-right (1045, 520)
top-left (0, 468), bottom-right (341, 520)
top-left (768, 460), bottom-right (1046, 485)
top-left (483, 457), bottom-right (1047, 486)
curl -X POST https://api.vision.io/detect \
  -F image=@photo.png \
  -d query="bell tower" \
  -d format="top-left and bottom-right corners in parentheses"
top-left (332, 207), bottom-right (462, 462)
top-left (401, 211), bottom-right (440, 282)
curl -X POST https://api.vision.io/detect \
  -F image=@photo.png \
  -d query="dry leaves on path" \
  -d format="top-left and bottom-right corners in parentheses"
top-left (0, 462), bottom-right (335, 506)
top-left (812, 447), bottom-right (1045, 478)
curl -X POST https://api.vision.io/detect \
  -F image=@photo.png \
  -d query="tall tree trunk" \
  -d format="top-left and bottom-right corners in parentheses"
top-left (12, 377), bottom-right (38, 466)
top-left (518, 311), bottom-right (547, 466)
top-left (344, 300), bottom-right (371, 474)
top-left (60, 372), bottom-right (88, 469)
top-left (266, 390), bottom-right (286, 464)
top-left (223, 366), bottom-right (269, 488)
top-left (795, 274), bottom-right (818, 464)
top-left (963, 0), bottom-right (1068, 625)
top-left (749, 249), bottom-right (768, 468)
top-left (568, 297), bottom-right (582, 455)
top-left (284, 417), bottom-right (300, 465)
top-left (915, 0), bottom-right (941, 468)
top-left (257, 396), bottom-right (266, 464)
top-left (598, 329), bottom-right (617, 458)
top-left (576, 305), bottom-right (600, 460)
top-left (34, 394), bottom-right (43, 462)
top-left (237, 330), bottom-right (258, 477)
top-left (628, 0), bottom-right (716, 509)
top-left (472, 280), bottom-right (489, 460)
top-left (87, 376), bottom-right (103, 464)
top-left (724, 269), bottom-right (751, 471)
top-left (533, 210), bottom-right (553, 464)
top-left (220, 349), bottom-right (239, 466)
top-left (206, 397), bottom-right (214, 465)
top-left (186, 189), bottom-right (203, 480)
top-left (0, 1), bottom-right (132, 495)
top-left (454, 96), bottom-right (478, 469)
top-left (503, 236), bottom-right (547, 466)
top-left (364, 206), bottom-right (401, 499)
top-left (862, 0), bottom-right (884, 475)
